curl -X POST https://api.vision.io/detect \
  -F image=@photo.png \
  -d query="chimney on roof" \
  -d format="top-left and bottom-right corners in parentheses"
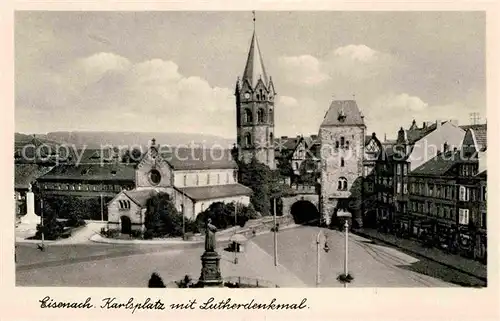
top-left (443, 142), bottom-right (449, 153)
top-left (436, 120), bottom-right (442, 128)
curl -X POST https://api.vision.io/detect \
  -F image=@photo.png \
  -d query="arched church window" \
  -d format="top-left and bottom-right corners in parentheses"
top-left (269, 108), bottom-right (274, 122)
top-left (269, 132), bottom-right (274, 144)
top-left (244, 133), bottom-right (252, 146)
top-left (259, 89), bottom-right (264, 100)
top-left (245, 109), bottom-right (253, 123)
top-left (338, 177), bottom-right (348, 191)
top-left (340, 157), bottom-right (345, 167)
top-left (257, 108), bottom-right (265, 123)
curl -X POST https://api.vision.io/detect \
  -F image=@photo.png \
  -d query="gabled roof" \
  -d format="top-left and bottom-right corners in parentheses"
top-left (242, 31), bottom-right (269, 89)
top-left (411, 150), bottom-right (460, 176)
top-left (321, 100), bottom-right (365, 127)
top-left (15, 164), bottom-right (54, 189)
top-left (38, 163), bottom-right (135, 182)
top-left (123, 189), bottom-right (155, 207)
top-left (177, 184), bottom-right (252, 201)
top-left (460, 124), bottom-right (487, 149)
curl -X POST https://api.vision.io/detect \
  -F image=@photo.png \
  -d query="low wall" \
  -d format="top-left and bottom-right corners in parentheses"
top-left (236, 215), bottom-right (295, 238)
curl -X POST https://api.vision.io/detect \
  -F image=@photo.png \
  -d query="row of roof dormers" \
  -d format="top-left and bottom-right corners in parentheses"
top-left (15, 138), bottom-right (238, 171)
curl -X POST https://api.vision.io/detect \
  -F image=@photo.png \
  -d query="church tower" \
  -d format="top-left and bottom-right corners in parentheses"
top-left (235, 15), bottom-right (276, 170)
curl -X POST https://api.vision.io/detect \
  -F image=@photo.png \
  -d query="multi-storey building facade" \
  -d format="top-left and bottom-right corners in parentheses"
top-left (361, 133), bottom-right (383, 228)
top-left (320, 100), bottom-right (365, 228)
top-left (408, 147), bottom-right (458, 249)
top-left (372, 119), bottom-right (466, 233)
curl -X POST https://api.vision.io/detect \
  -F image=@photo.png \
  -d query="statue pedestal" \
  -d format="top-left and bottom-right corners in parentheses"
top-left (199, 251), bottom-right (223, 287)
top-left (20, 192), bottom-right (40, 226)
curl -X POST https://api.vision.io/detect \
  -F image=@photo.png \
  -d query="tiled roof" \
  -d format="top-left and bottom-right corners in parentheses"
top-left (411, 150), bottom-right (460, 176)
top-left (460, 124), bottom-right (487, 149)
top-left (123, 189), bottom-right (155, 207)
top-left (405, 125), bottom-right (438, 144)
top-left (15, 164), bottom-right (54, 189)
top-left (157, 147), bottom-right (237, 170)
top-left (321, 100), bottom-right (365, 127)
top-left (38, 164), bottom-right (135, 182)
top-left (177, 183), bottom-right (252, 201)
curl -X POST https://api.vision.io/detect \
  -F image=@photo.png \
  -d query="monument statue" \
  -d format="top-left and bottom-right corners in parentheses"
top-left (204, 218), bottom-right (217, 252)
top-left (199, 217), bottom-right (222, 287)
top-left (28, 183), bottom-right (32, 192)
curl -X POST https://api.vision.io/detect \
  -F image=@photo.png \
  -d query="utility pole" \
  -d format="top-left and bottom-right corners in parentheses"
top-left (273, 197), bottom-right (278, 267)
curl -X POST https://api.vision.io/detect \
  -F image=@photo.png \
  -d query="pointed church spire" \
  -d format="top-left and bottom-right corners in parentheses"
top-left (242, 11), bottom-right (269, 89)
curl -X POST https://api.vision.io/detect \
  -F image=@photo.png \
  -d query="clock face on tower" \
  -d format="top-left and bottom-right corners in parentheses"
top-left (244, 92), bottom-right (251, 99)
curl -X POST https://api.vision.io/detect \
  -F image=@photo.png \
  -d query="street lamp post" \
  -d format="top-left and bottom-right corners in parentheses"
top-left (273, 197), bottom-right (278, 267)
top-left (234, 202), bottom-right (238, 264)
top-left (316, 230), bottom-right (329, 287)
top-left (38, 196), bottom-right (45, 251)
top-left (344, 220), bottom-right (349, 288)
top-left (181, 191), bottom-right (185, 240)
top-left (100, 192), bottom-right (104, 222)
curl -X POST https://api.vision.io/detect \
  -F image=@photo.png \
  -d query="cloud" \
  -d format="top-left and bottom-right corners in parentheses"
top-left (333, 44), bottom-right (378, 62)
top-left (376, 93), bottom-right (429, 112)
top-left (278, 95), bottom-right (299, 107)
top-left (278, 55), bottom-right (330, 86)
top-left (278, 44), bottom-right (401, 90)
top-left (16, 52), bottom-right (235, 136)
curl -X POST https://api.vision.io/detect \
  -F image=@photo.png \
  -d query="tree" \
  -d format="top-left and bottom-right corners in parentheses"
top-left (238, 158), bottom-right (272, 215)
top-left (196, 202), bottom-right (259, 230)
top-left (144, 192), bottom-right (197, 237)
top-left (148, 273), bottom-right (166, 288)
top-left (122, 148), bottom-right (143, 164)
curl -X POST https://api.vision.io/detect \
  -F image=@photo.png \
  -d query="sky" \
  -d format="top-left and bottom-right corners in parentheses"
top-left (15, 11), bottom-right (485, 140)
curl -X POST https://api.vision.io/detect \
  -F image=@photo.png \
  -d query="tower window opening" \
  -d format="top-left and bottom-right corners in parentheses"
top-left (258, 109), bottom-right (265, 123)
top-left (244, 133), bottom-right (252, 146)
top-left (338, 177), bottom-right (348, 191)
top-left (244, 109), bottom-right (253, 123)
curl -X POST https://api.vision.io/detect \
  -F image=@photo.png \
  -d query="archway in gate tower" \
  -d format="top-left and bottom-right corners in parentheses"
top-left (290, 200), bottom-right (320, 225)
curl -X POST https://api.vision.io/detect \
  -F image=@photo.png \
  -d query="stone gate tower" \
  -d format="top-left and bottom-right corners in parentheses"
top-left (319, 100), bottom-right (366, 227)
top-left (235, 25), bottom-right (276, 170)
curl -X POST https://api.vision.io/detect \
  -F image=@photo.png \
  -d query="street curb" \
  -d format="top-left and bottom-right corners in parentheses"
top-left (352, 230), bottom-right (487, 282)
top-left (88, 223), bottom-right (302, 245)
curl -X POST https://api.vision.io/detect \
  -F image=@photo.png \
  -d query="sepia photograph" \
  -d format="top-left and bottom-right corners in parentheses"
top-left (14, 10), bottom-right (488, 290)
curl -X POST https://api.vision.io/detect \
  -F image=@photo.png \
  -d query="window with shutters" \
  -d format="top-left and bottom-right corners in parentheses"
top-left (459, 186), bottom-right (469, 201)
